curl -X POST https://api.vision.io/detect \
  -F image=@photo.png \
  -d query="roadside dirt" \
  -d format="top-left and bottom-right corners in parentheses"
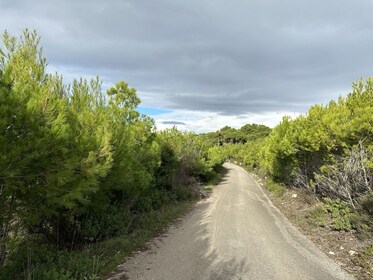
top-left (254, 175), bottom-right (373, 280)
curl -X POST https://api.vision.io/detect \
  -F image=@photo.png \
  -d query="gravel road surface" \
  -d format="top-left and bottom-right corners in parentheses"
top-left (108, 163), bottom-right (354, 280)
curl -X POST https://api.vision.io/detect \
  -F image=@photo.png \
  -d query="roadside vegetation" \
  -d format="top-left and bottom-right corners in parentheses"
top-left (204, 79), bottom-right (373, 279)
top-left (0, 30), bottom-right (223, 279)
top-left (1, 30), bottom-right (372, 279)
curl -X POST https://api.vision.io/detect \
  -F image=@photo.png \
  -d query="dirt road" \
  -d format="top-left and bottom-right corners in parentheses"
top-left (108, 163), bottom-right (354, 280)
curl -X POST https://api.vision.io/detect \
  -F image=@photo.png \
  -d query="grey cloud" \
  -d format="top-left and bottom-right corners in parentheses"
top-left (1, 0), bottom-right (373, 116)
top-left (161, 121), bottom-right (186, 125)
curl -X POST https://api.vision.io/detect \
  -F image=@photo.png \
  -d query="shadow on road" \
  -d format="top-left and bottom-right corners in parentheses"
top-left (183, 176), bottom-right (251, 280)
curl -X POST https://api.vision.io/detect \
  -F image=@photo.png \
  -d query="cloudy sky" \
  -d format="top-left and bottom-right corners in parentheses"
top-left (1, 0), bottom-right (372, 132)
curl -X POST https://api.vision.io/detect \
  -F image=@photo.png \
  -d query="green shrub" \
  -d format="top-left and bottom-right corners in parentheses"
top-left (173, 185), bottom-right (195, 201)
top-left (351, 194), bottom-right (373, 239)
top-left (265, 179), bottom-right (286, 197)
top-left (355, 245), bottom-right (373, 273)
top-left (77, 203), bottom-right (133, 242)
top-left (0, 241), bottom-right (100, 280)
top-left (308, 204), bottom-right (328, 227)
top-left (360, 194), bottom-right (373, 216)
top-left (323, 198), bottom-right (355, 231)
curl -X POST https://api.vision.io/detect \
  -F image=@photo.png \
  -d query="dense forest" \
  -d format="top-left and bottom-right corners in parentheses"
top-left (1, 30), bottom-right (372, 279)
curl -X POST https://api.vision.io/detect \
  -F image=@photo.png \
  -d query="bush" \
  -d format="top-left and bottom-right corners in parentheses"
top-left (308, 203), bottom-right (328, 227)
top-left (354, 245), bottom-right (373, 275)
top-left (360, 194), bottom-right (373, 216)
top-left (77, 203), bottom-right (133, 242)
top-left (352, 194), bottom-right (373, 239)
top-left (322, 198), bottom-right (355, 231)
top-left (0, 240), bottom-right (100, 280)
top-left (265, 179), bottom-right (286, 197)
top-left (314, 142), bottom-right (373, 208)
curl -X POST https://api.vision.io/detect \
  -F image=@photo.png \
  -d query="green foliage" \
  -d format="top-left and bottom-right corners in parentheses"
top-left (199, 123), bottom-right (271, 146)
top-left (0, 202), bottom-right (192, 280)
top-left (2, 28), bottom-right (372, 278)
top-left (155, 128), bottom-right (214, 200)
top-left (360, 194), bottom-right (373, 216)
top-left (202, 124), bottom-right (271, 172)
top-left (309, 204), bottom-right (328, 228)
top-left (258, 78), bottom-right (373, 205)
top-left (309, 199), bottom-right (355, 231)
top-left (261, 116), bottom-right (297, 183)
top-left (265, 179), bottom-right (286, 197)
top-left (0, 241), bottom-right (100, 280)
top-left (0, 30), bottom-right (115, 249)
top-left (322, 198), bottom-right (355, 231)
top-left (0, 30), bottom-right (216, 278)
top-left (351, 194), bottom-right (373, 239)
top-left (202, 78), bottom-right (373, 239)
top-left (354, 245), bottom-right (373, 274)
top-left (314, 142), bottom-right (372, 208)
top-left (75, 203), bottom-right (134, 241)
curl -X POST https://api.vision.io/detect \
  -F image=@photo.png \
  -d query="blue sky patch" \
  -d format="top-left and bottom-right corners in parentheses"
top-left (138, 107), bottom-right (171, 116)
